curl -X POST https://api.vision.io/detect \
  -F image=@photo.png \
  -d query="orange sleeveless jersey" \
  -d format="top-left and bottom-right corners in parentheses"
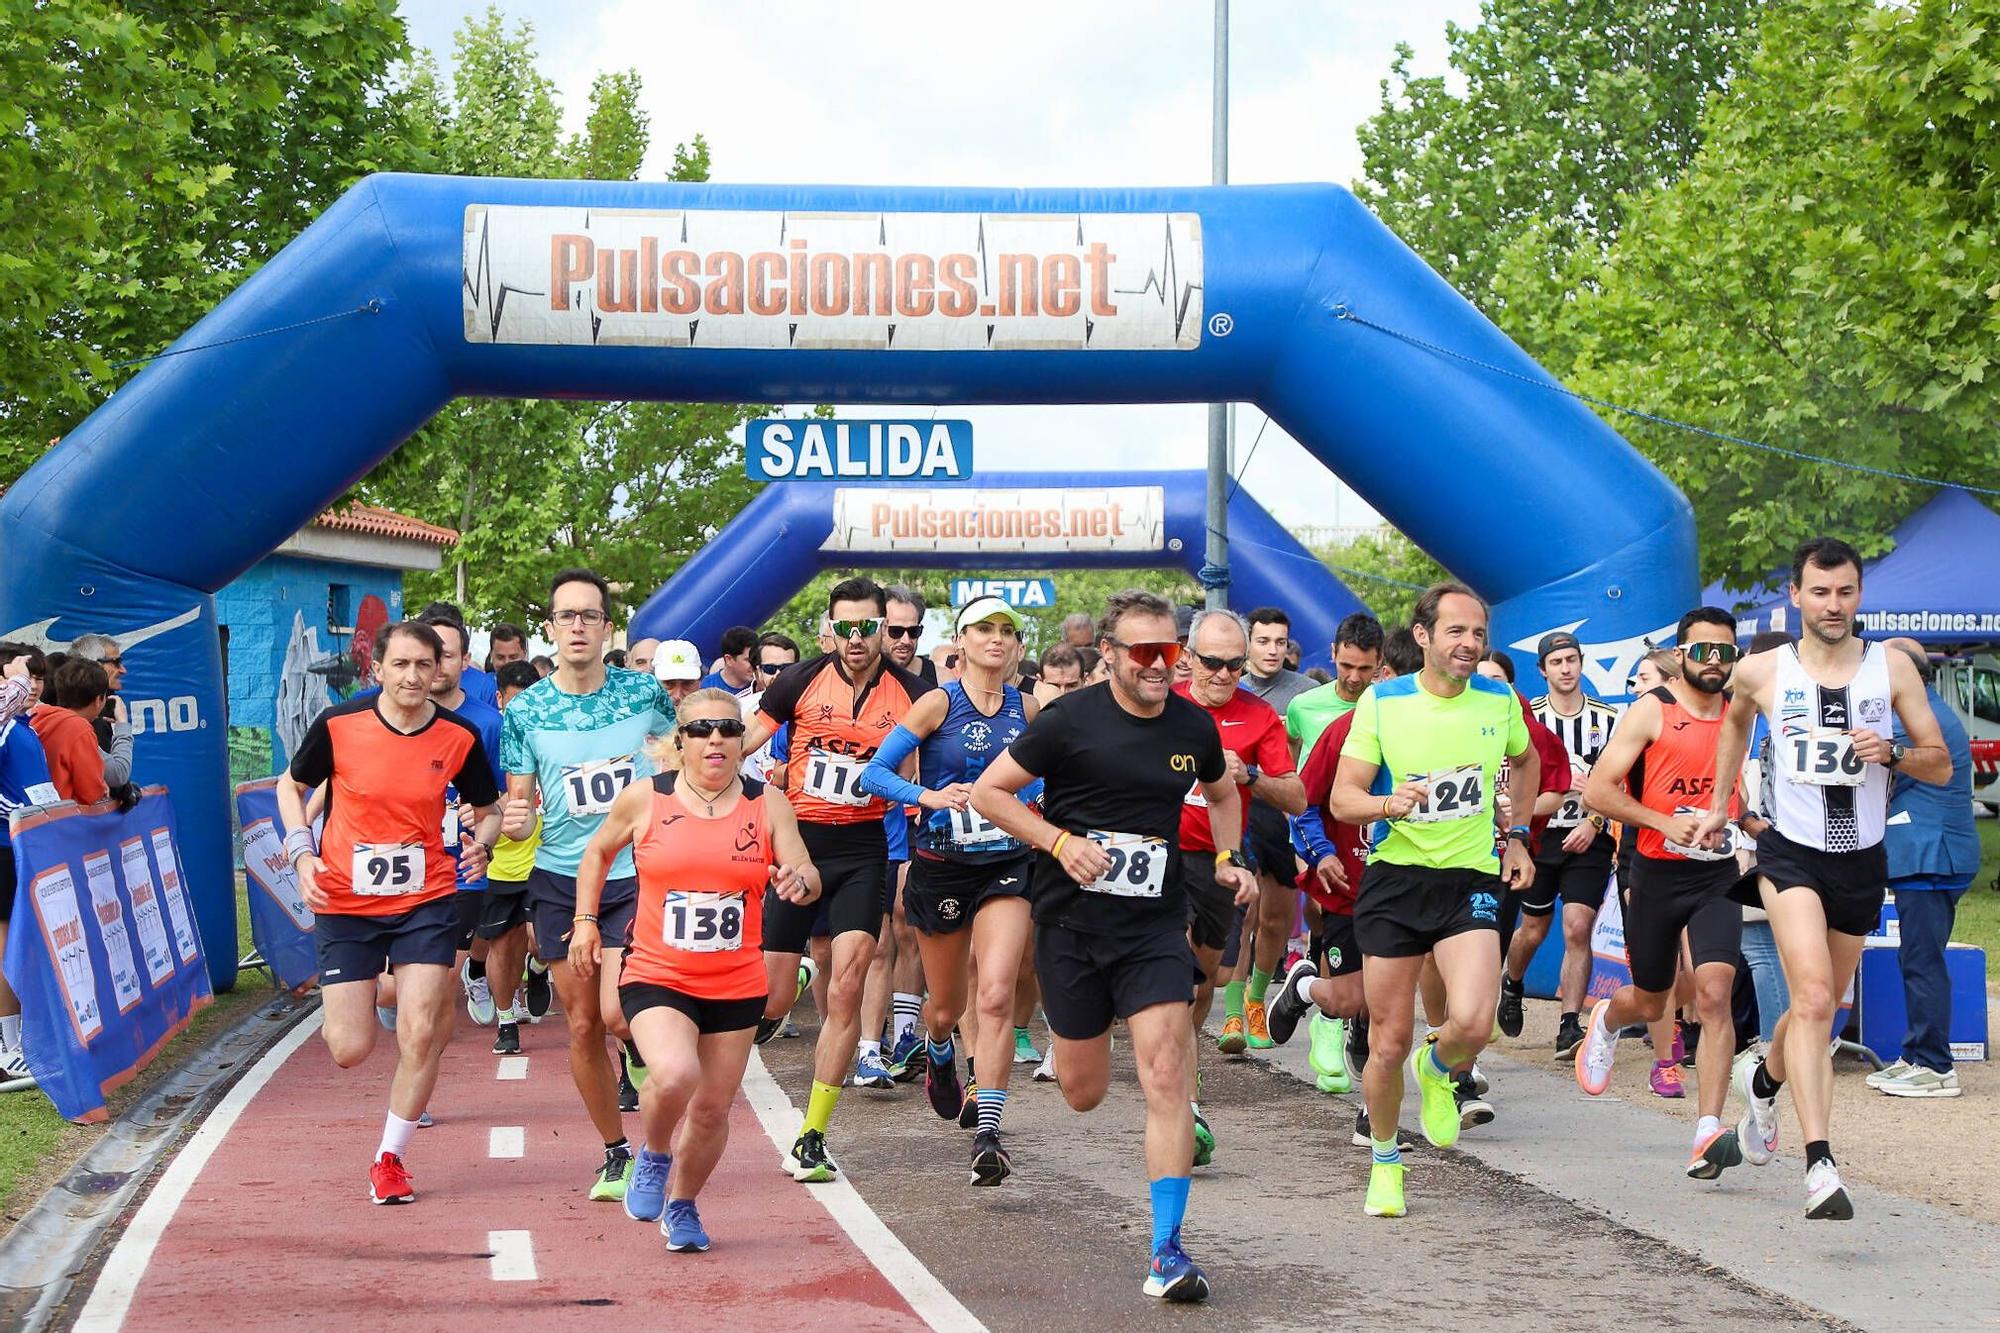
top-left (1633, 686), bottom-right (1742, 860)
top-left (622, 775), bottom-right (774, 999)
top-left (754, 654), bottom-right (932, 825)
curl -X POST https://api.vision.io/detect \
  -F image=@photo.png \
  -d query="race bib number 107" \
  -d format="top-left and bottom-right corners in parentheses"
top-left (563, 756), bottom-right (637, 816)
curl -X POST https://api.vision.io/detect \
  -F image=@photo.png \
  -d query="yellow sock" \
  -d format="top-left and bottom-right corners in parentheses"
top-left (803, 1079), bottom-right (841, 1136)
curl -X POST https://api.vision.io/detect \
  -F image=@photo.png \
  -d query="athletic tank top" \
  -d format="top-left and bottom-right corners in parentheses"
top-left (1764, 642), bottom-right (1892, 853)
top-left (1633, 687), bottom-right (1741, 860)
top-left (623, 773), bottom-right (772, 999)
top-left (916, 681), bottom-right (1031, 857)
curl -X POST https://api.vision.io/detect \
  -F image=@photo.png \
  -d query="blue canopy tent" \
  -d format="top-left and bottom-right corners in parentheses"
top-left (1706, 489), bottom-right (2000, 643)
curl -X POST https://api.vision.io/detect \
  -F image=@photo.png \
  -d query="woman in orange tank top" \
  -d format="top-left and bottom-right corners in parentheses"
top-left (572, 689), bottom-right (819, 1252)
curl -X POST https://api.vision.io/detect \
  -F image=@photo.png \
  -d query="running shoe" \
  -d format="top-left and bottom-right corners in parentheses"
top-left (1864, 1058), bottom-right (1912, 1090)
top-left (1805, 1160), bottom-right (1853, 1220)
top-left (886, 1029), bottom-right (927, 1083)
top-left (1879, 1065), bottom-right (1961, 1098)
top-left (1351, 1109), bottom-right (1419, 1152)
top-left (625, 1045), bottom-right (649, 1092)
top-left (854, 1051), bottom-right (896, 1091)
top-left (1033, 1049), bottom-right (1058, 1083)
top-left (624, 1148), bottom-right (671, 1222)
top-left (1364, 1160), bottom-right (1407, 1218)
top-left (1687, 1127), bottom-right (1742, 1180)
top-left (462, 960), bottom-right (495, 1026)
top-left (1347, 1015), bottom-right (1370, 1078)
top-left (795, 956), bottom-right (819, 1003)
top-left (1192, 1106), bottom-right (1215, 1168)
top-left (1574, 999), bottom-right (1617, 1096)
top-left (664, 1198), bottom-right (711, 1252)
top-left (524, 962), bottom-right (552, 1021)
top-left (1733, 1053), bottom-right (1780, 1166)
top-left (780, 1016), bottom-right (801, 1038)
top-left (1454, 1073), bottom-right (1494, 1130)
top-left (1142, 1230), bottom-right (1210, 1302)
top-left (492, 1021), bottom-right (521, 1056)
top-left (925, 1047), bottom-right (963, 1120)
top-left (0, 1048), bottom-right (34, 1084)
top-left (1650, 1060), bottom-right (1686, 1098)
top-left (1216, 1013), bottom-right (1248, 1056)
top-left (1264, 958), bottom-right (1318, 1046)
top-left (1468, 1062), bottom-right (1489, 1097)
top-left (369, 1152), bottom-right (415, 1205)
top-left (1496, 974), bottom-right (1525, 1038)
top-left (1553, 1013), bottom-right (1584, 1059)
top-left (970, 1129), bottom-right (1012, 1186)
top-left (417, 1111), bottom-right (433, 1128)
top-left (589, 1146), bottom-right (634, 1202)
top-left (1013, 1027), bottom-right (1041, 1065)
top-left (1245, 998), bottom-right (1274, 1049)
top-left (755, 1016), bottom-right (784, 1046)
top-left (958, 1080), bottom-right (980, 1130)
top-left (513, 987), bottom-right (530, 1024)
top-left (1670, 1020), bottom-right (1687, 1066)
top-left (618, 1066), bottom-right (640, 1113)
top-left (786, 1130), bottom-right (839, 1183)
top-left (1308, 1013), bottom-right (1351, 1094)
top-left (1408, 1043), bottom-right (1460, 1148)
top-left (375, 1005), bottom-right (398, 1032)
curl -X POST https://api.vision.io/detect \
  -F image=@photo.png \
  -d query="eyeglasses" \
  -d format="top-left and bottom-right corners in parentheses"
top-left (680, 718), bottom-right (747, 739)
top-left (1193, 652), bottom-right (1247, 674)
top-left (882, 624), bottom-right (922, 640)
top-left (830, 618), bottom-right (882, 640)
top-left (757, 661), bottom-right (788, 675)
top-left (1108, 638), bottom-right (1184, 670)
top-left (550, 609), bottom-right (608, 627)
top-left (1682, 642), bottom-right (1742, 664)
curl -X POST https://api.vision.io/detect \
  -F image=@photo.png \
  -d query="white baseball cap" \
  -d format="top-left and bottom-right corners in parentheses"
top-left (653, 639), bottom-right (703, 682)
top-left (955, 596), bottom-right (1026, 634)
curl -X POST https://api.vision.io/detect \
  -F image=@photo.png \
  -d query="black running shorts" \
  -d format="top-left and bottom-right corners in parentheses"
top-left (1353, 863), bottom-right (1504, 959)
top-left (1179, 850), bottom-right (1236, 952)
top-left (1625, 854), bottom-right (1742, 993)
top-left (620, 982), bottom-right (766, 1035)
top-left (904, 852), bottom-right (1030, 936)
top-left (1736, 826), bottom-right (1888, 937)
top-left (1311, 909), bottom-right (1362, 977)
top-left (1035, 922), bottom-right (1201, 1040)
top-left (765, 821), bottom-right (885, 953)
top-left (528, 866), bottom-right (638, 964)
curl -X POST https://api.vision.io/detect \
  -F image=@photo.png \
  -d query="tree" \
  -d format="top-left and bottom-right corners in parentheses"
top-left (1, 1), bottom-right (410, 480)
top-left (1313, 529), bottom-right (1449, 629)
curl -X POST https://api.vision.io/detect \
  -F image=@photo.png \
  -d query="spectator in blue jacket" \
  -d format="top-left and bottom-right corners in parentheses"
top-left (1873, 640), bottom-right (1979, 1098)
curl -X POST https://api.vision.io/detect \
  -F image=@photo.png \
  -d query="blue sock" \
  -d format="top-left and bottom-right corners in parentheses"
top-left (1149, 1175), bottom-right (1191, 1255)
top-left (1372, 1136), bottom-right (1401, 1166)
top-left (927, 1035), bottom-right (955, 1066)
top-left (1427, 1043), bottom-right (1451, 1079)
top-left (976, 1086), bottom-right (1007, 1136)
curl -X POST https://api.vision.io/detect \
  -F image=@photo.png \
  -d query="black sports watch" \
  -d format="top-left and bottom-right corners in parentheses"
top-left (1222, 850), bottom-right (1251, 872)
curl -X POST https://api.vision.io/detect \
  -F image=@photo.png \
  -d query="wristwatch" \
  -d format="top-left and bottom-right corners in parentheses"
top-left (1887, 740), bottom-right (1907, 769)
top-left (1243, 764), bottom-right (1261, 784)
top-left (1505, 825), bottom-right (1533, 845)
top-left (1222, 850), bottom-right (1250, 872)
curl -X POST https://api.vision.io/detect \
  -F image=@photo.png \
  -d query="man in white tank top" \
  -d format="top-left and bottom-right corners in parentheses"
top-left (1697, 537), bottom-right (1949, 1222)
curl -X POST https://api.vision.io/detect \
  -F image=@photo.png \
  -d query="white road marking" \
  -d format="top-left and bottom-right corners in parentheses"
top-left (75, 1011), bottom-right (325, 1332)
top-left (487, 1229), bottom-right (536, 1281)
top-left (488, 1126), bottom-right (524, 1158)
top-left (495, 1056), bottom-right (528, 1081)
top-left (740, 1054), bottom-right (985, 1333)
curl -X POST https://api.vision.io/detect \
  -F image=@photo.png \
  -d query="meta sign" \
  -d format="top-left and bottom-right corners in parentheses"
top-left (747, 418), bottom-right (973, 481)
top-left (951, 578), bottom-right (1058, 609)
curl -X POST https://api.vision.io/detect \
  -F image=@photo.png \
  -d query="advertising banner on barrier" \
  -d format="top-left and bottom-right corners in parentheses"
top-left (1586, 870), bottom-right (1632, 1000)
top-left (824, 485), bottom-right (1165, 555)
top-left (3, 788), bottom-right (212, 1123)
top-left (235, 778), bottom-right (319, 995)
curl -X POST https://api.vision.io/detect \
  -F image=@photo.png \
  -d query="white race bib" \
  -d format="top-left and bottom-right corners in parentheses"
top-left (1406, 764), bottom-right (1488, 824)
top-left (662, 891), bottom-right (745, 952)
top-left (800, 749), bottom-right (870, 806)
top-left (351, 842), bottom-right (424, 896)
top-left (1780, 728), bottom-right (1866, 788)
top-left (562, 755), bottom-right (638, 816)
top-left (1082, 831), bottom-right (1169, 898)
top-left (442, 802), bottom-right (462, 846)
top-left (950, 804), bottom-right (1010, 847)
top-left (1664, 806), bottom-right (1737, 862)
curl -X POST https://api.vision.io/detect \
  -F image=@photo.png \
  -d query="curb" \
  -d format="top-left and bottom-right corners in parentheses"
top-left (0, 991), bottom-right (321, 1332)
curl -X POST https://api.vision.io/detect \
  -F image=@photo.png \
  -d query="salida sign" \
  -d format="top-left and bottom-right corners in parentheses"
top-left (747, 419), bottom-right (972, 481)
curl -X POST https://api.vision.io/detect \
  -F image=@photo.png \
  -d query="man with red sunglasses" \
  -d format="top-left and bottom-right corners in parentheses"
top-left (973, 589), bottom-right (1255, 1303)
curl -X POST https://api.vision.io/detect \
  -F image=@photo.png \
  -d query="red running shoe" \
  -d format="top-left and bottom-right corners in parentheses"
top-left (370, 1152), bottom-right (415, 1205)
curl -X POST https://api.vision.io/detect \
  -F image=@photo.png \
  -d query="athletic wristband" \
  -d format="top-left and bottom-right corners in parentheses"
top-left (573, 913), bottom-right (598, 925)
top-left (1506, 825), bottom-right (1532, 844)
top-left (283, 826), bottom-right (316, 863)
top-left (1050, 830), bottom-right (1072, 860)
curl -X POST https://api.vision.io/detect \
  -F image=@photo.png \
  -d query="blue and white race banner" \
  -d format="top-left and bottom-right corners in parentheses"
top-left (3, 788), bottom-right (212, 1123)
top-left (747, 418), bottom-right (973, 481)
top-left (235, 778), bottom-right (319, 995)
top-left (949, 577), bottom-right (1058, 609)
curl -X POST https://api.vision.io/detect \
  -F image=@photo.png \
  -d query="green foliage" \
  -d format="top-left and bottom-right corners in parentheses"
top-left (1312, 529), bottom-right (1450, 629)
top-left (1, 0), bottom-right (411, 479)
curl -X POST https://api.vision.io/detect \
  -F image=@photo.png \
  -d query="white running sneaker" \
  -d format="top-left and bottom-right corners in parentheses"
top-left (462, 960), bottom-right (496, 1026)
top-left (1574, 999), bottom-right (1617, 1096)
top-left (1033, 1049), bottom-right (1058, 1083)
top-left (0, 1048), bottom-right (33, 1083)
top-left (1804, 1159), bottom-right (1853, 1220)
top-left (1733, 1053), bottom-right (1779, 1166)
top-left (1878, 1065), bottom-right (1961, 1098)
top-left (1864, 1058), bottom-right (1911, 1090)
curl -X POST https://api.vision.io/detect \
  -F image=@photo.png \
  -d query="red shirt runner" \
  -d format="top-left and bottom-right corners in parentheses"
top-left (1172, 682), bottom-right (1293, 855)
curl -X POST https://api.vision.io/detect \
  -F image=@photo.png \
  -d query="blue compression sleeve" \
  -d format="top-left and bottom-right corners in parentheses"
top-left (1293, 806), bottom-right (1338, 864)
top-left (859, 725), bottom-right (931, 807)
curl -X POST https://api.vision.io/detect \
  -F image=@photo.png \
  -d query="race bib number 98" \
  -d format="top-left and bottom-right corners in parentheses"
top-left (663, 891), bottom-right (744, 952)
top-left (562, 756), bottom-right (637, 816)
top-left (801, 750), bottom-right (871, 806)
top-left (1781, 729), bottom-right (1865, 787)
top-left (1083, 831), bottom-right (1168, 898)
top-left (1407, 765), bottom-right (1487, 823)
top-left (352, 842), bottom-right (424, 896)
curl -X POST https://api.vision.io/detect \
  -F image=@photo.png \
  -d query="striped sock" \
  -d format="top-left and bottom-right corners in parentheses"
top-left (927, 1034), bottom-right (955, 1066)
top-left (892, 993), bottom-right (922, 1044)
top-left (1372, 1135), bottom-right (1401, 1166)
top-left (976, 1087), bottom-right (1007, 1135)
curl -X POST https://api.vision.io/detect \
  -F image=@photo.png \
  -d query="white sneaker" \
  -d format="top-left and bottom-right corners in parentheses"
top-left (1574, 999), bottom-right (1617, 1096)
top-left (0, 1048), bottom-right (33, 1084)
top-left (514, 987), bottom-right (534, 1023)
top-left (1033, 1049), bottom-right (1058, 1083)
top-left (1864, 1058), bottom-right (1912, 1090)
top-left (1733, 1053), bottom-right (1779, 1166)
top-left (1879, 1065), bottom-right (1961, 1098)
top-left (1805, 1159), bottom-right (1854, 1220)
top-left (463, 960), bottom-right (496, 1026)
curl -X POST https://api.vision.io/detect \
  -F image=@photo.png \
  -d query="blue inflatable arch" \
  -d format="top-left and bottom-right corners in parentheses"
top-left (628, 469), bottom-right (1365, 659)
top-left (0, 175), bottom-right (1695, 986)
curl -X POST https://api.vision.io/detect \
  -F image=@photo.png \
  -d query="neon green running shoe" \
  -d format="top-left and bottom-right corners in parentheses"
top-left (1192, 1106), bottom-right (1216, 1168)
top-left (1308, 1013), bottom-right (1350, 1093)
top-left (588, 1147), bottom-right (633, 1202)
top-left (1364, 1160), bottom-right (1407, 1217)
top-left (1408, 1042), bottom-right (1460, 1149)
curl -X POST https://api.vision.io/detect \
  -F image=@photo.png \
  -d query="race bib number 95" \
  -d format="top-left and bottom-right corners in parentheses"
top-left (352, 843), bottom-right (424, 896)
top-left (663, 891), bottom-right (744, 952)
top-left (1083, 831), bottom-right (1168, 898)
top-left (563, 756), bottom-right (637, 816)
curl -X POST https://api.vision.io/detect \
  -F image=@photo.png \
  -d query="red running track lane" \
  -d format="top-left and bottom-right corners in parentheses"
top-left (107, 1005), bottom-right (931, 1330)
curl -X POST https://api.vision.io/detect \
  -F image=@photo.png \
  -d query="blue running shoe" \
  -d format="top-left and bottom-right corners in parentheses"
top-left (623, 1148), bottom-right (671, 1222)
top-left (854, 1051), bottom-right (896, 1090)
top-left (1142, 1230), bottom-right (1211, 1302)
top-left (664, 1199), bottom-right (711, 1252)
top-left (886, 1029), bottom-right (926, 1083)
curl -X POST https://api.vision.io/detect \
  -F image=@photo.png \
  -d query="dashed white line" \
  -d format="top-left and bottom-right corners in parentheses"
top-left (488, 1126), bottom-right (524, 1158)
top-left (487, 1229), bottom-right (536, 1281)
top-left (495, 1056), bottom-right (528, 1081)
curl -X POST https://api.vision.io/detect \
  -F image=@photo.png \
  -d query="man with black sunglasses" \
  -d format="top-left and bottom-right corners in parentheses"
top-left (740, 633), bottom-right (800, 782)
top-left (883, 584), bottom-right (939, 684)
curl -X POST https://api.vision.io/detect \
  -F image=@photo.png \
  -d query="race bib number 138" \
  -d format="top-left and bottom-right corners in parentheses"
top-left (663, 891), bottom-right (744, 952)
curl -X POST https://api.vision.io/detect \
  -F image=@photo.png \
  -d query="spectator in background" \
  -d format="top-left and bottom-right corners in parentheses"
top-left (67, 632), bottom-right (136, 793)
top-left (1285, 638), bottom-right (1304, 672)
top-left (1083, 645), bottom-right (1110, 686)
top-left (487, 623), bottom-right (529, 672)
top-left (1869, 640), bottom-right (1979, 1099)
top-left (0, 644), bottom-right (47, 715)
top-left (530, 655), bottom-right (555, 679)
top-left (626, 638), bottom-right (659, 677)
top-left (881, 587), bottom-right (936, 684)
top-left (0, 651), bottom-right (59, 1083)
top-left (1036, 643), bottom-right (1086, 703)
top-left (1060, 611), bottom-right (1095, 649)
top-left (652, 639), bottom-right (705, 707)
top-left (29, 657), bottom-right (110, 805)
top-left (603, 648), bottom-right (628, 669)
top-left (700, 625), bottom-right (759, 696)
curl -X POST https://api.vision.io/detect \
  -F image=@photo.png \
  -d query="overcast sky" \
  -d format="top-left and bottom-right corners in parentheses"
top-left (400, 0), bottom-right (1483, 533)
